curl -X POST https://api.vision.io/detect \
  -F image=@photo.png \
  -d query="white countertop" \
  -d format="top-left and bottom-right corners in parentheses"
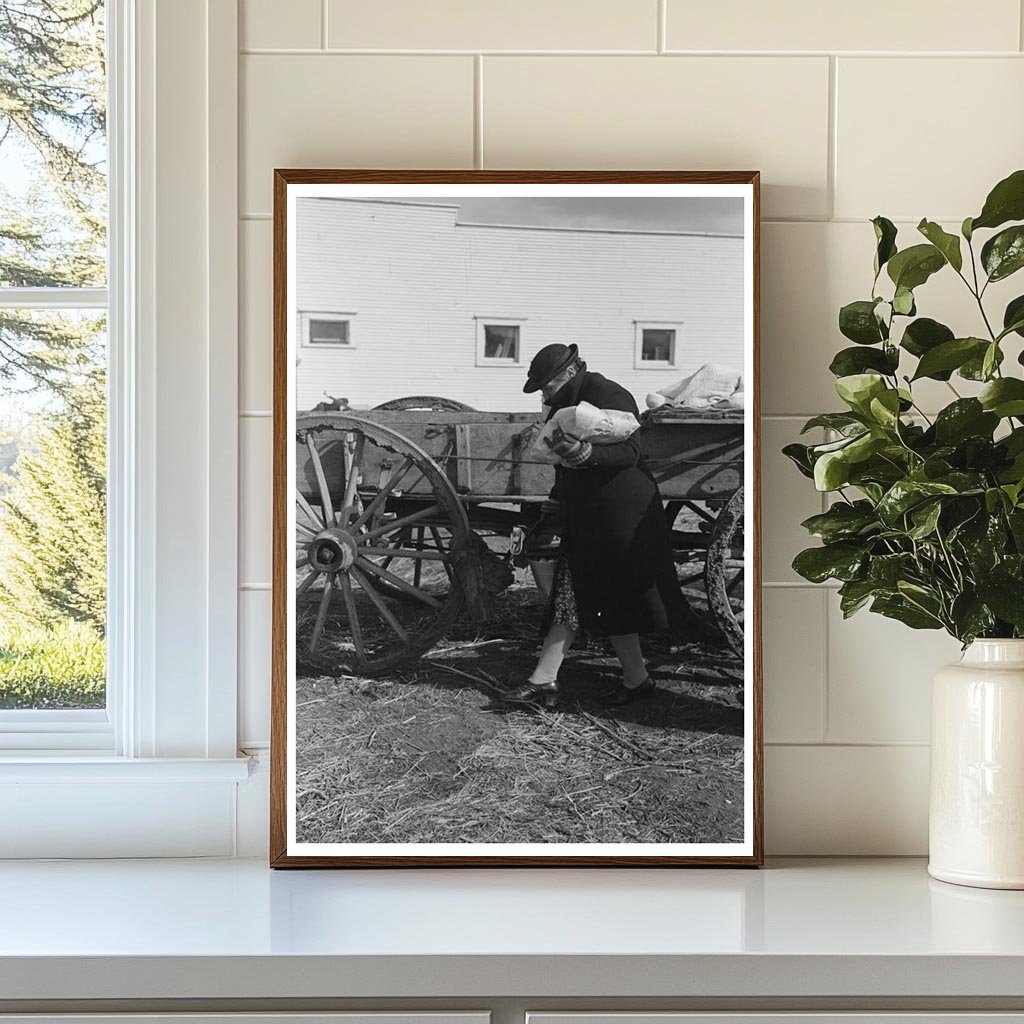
top-left (1, 856), bottom-right (1024, 1001)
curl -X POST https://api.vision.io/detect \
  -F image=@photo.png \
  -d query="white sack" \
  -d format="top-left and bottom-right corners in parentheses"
top-left (530, 401), bottom-right (641, 464)
top-left (647, 363), bottom-right (743, 410)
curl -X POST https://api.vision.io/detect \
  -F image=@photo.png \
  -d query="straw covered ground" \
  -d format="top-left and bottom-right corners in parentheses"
top-left (295, 578), bottom-right (745, 845)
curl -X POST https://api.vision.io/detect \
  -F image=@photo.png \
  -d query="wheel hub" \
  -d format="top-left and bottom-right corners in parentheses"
top-left (307, 527), bottom-right (358, 572)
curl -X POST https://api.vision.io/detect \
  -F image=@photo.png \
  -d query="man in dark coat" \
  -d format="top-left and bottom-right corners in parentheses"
top-left (505, 343), bottom-right (687, 708)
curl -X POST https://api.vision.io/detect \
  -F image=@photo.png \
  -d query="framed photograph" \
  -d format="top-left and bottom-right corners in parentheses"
top-left (271, 170), bottom-right (762, 867)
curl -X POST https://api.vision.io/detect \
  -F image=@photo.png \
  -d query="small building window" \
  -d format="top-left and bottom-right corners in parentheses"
top-left (634, 321), bottom-right (683, 369)
top-left (300, 311), bottom-right (357, 348)
top-left (475, 317), bottom-right (526, 366)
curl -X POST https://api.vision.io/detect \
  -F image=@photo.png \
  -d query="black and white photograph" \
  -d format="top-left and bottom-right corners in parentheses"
top-left (273, 172), bottom-right (761, 866)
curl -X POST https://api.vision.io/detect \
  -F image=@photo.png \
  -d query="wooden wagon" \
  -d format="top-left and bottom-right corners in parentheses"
top-left (295, 397), bottom-right (745, 676)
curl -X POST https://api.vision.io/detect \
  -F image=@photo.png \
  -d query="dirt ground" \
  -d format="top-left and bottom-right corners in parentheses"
top-left (295, 572), bottom-right (745, 846)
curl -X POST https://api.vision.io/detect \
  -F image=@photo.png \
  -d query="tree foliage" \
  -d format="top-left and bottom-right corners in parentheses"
top-left (0, 369), bottom-right (105, 630)
top-left (786, 170), bottom-right (1024, 644)
top-left (0, 0), bottom-right (106, 396)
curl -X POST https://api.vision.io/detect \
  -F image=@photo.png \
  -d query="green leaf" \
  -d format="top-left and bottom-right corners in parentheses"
top-left (960, 344), bottom-right (1004, 381)
top-left (911, 337), bottom-right (988, 380)
top-left (917, 219), bottom-right (963, 272)
top-left (892, 286), bottom-right (916, 316)
top-left (792, 542), bottom-right (866, 584)
top-left (900, 318), bottom-right (955, 368)
top-left (782, 442), bottom-right (815, 479)
top-left (814, 450), bottom-right (851, 491)
top-left (872, 216), bottom-right (898, 278)
top-left (868, 389), bottom-right (902, 430)
top-left (933, 399), bottom-right (999, 444)
top-left (839, 299), bottom-right (887, 345)
top-left (829, 345), bottom-right (899, 378)
top-left (877, 479), bottom-right (958, 524)
top-left (962, 216), bottom-right (974, 241)
top-left (871, 594), bottom-right (943, 630)
top-left (979, 378), bottom-right (1024, 418)
top-left (981, 225), bottom-right (1024, 282)
top-left (1003, 295), bottom-right (1024, 339)
top-left (950, 592), bottom-right (995, 644)
top-left (977, 571), bottom-right (1024, 629)
top-left (971, 168), bottom-right (1024, 232)
top-left (800, 413), bottom-right (865, 435)
top-left (982, 341), bottom-right (1000, 381)
top-left (800, 501), bottom-right (879, 543)
top-left (886, 243), bottom-right (946, 291)
top-left (908, 500), bottom-right (942, 539)
top-left (835, 373), bottom-right (886, 413)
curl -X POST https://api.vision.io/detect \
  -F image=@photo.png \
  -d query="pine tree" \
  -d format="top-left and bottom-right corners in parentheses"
top-left (0, 371), bottom-right (105, 630)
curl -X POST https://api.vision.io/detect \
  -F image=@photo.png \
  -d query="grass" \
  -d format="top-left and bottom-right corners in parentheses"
top-left (0, 619), bottom-right (105, 709)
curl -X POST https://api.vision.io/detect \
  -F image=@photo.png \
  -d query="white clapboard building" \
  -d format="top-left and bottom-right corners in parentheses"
top-left (295, 198), bottom-right (744, 413)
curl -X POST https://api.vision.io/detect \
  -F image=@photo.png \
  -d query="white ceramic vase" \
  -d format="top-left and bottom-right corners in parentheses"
top-left (929, 639), bottom-right (1024, 889)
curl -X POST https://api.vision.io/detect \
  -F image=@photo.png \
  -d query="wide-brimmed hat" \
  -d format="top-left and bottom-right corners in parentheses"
top-left (522, 343), bottom-right (579, 394)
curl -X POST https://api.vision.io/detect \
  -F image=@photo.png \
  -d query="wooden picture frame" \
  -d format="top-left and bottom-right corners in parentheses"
top-left (271, 170), bottom-right (762, 867)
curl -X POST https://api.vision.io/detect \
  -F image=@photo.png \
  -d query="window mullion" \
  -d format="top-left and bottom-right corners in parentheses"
top-left (0, 287), bottom-right (108, 310)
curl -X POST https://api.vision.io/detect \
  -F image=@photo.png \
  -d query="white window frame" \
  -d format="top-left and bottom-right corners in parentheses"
top-left (634, 320), bottom-right (684, 370)
top-left (475, 315), bottom-right (526, 367)
top-left (299, 310), bottom-right (357, 349)
top-left (0, 0), bottom-right (248, 857)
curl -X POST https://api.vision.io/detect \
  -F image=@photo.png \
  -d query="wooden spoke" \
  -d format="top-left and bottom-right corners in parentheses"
top-left (413, 527), bottom-right (425, 588)
top-left (305, 433), bottom-right (334, 526)
top-left (296, 519), bottom-right (317, 539)
top-left (296, 490), bottom-right (324, 532)
top-left (355, 556), bottom-right (443, 609)
top-left (362, 503), bottom-right (442, 542)
top-left (429, 526), bottom-right (455, 582)
top-left (349, 456), bottom-right (418, 531)
top-left (309, 572), bottom-right (335, 653)
top-left (339, 433), bottom-right (365, 525)
top-left (360, 546), bottom-right (447, 560)
top-left (337, 573), bottom-right (364, 662)
top-left (296, 551), bottom-right (310, 569)
top-left (351, 565), bottom-right (410, 644)
top-left (297, 568), bottom-right (321, 597)
top-left (379, 527), bottom-right (409, 572)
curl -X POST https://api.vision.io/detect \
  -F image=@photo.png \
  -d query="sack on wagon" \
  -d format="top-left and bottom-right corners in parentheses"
top-left (529, 401), bottom-right (641, 464)
top-left (645, 362), bottom-right (744, 411)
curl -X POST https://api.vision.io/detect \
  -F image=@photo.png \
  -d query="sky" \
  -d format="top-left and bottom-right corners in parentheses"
top-left (441, 197), bottom-right (744, 235)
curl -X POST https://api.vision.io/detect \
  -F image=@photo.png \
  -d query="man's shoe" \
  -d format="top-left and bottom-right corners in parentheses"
top-left (600, 676), bottom-right (656, 707)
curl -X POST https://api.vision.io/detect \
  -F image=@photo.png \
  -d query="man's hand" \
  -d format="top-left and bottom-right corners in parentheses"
top-left (544, 424), bottom-right (593, 467)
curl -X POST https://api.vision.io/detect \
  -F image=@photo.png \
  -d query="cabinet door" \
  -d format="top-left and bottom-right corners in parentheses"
top-left (529, 1015), bottom-right (1024, 1024)
top-left (0, 1015), bottom-right (489, 1024)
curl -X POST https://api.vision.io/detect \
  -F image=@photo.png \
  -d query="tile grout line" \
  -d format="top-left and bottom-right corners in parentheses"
top-left (321, 0), bottom-right (328, 50)
top-left (237, 47), bottom-right (1024, 57)
top-left (657, 0), bottom-right (666, 54)
top-left (1021, 0), bottom-right (1024, 51)
top-left (474, 54), bottom-right (484, 169)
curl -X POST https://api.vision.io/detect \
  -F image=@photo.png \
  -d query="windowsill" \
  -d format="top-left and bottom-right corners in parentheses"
top-left (0, 857), bottom-right (1023, 1003)
top-left (0, 754), bottom-right (252, 781)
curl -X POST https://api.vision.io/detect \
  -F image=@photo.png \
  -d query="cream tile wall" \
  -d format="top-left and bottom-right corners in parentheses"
top-left (236, 0), bottom-right (1024, 854)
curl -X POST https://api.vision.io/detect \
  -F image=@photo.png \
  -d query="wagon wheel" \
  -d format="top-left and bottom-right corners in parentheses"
top-left (669, 493), bottom-right (744, 654)
top-left (704, 487), bottom-right (745, 656)
top-left (295, 412), bottom-right (470, 677)
top-left (373, 396), bottom-right (477, 412)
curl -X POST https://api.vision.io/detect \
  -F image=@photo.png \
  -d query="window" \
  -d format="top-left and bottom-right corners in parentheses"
top-left (475, 316), bottom-right (525, 366)
top-left (634, 321), bottom-right (683, 369)
top-left (301, 311), bottom-right (356, 347)
top-left (0, 2), bottom-right (108, 719)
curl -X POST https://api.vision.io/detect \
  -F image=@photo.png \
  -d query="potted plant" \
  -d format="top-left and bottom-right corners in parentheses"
top-left (785, 169), bottom-right (1024, 889)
